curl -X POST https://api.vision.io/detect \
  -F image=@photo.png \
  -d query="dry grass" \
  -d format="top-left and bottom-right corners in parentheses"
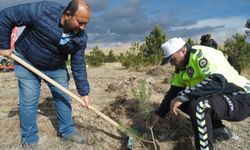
top-left (86, 45), bottom-right (131, 55)
top-left (241, 68), bottom-right (250, 78)
top-left (0, 63), bottom-right (249, 150)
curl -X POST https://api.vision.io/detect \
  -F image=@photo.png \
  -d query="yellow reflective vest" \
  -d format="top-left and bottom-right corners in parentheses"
top-left (171, 45), bottom-right (250, 93)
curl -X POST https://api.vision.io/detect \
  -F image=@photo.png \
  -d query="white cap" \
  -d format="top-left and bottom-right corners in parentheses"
top-left (161, 37), bottom-right (186, 65)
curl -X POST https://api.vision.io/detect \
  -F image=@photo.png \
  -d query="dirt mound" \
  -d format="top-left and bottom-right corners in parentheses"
top-left (105, 75), bottom-right (139, 93)
top-left (105, 75), bottom-right (155, 93)
top-left (146, 67), bottom-right (165, 76)
top-left (102, 99), bottom-right (133, 122)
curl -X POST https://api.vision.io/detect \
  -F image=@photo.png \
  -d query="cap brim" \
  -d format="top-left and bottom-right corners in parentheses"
top-left (160, 55), bottom-right (172, 65)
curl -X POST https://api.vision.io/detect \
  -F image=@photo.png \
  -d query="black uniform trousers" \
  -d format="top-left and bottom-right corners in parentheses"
top-left (180, 92), bottom-right (250, 150)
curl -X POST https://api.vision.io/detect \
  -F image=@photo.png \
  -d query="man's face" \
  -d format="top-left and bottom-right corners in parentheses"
top-left (169, 48), bottom-right (185, 69)
top-left (63, 7), bottom-right (91, 34)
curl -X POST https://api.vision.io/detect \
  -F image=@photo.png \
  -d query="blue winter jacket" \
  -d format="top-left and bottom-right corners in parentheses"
top-left (0, 1), bottom-right (89, 96)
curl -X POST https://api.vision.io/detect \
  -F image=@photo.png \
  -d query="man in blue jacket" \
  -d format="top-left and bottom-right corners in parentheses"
top-left (0, 0), bottom-right (91, 148)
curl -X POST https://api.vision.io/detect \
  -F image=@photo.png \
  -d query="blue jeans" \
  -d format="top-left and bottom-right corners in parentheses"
top-left (14, 53), bottom-right (76, 144)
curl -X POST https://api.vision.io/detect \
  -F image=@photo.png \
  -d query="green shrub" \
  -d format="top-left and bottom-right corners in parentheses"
top-left (105, 50), bottom-right (118, 63)
top-left (187, 38), bottom-right (196, 46)
top-left (142, 25), bottom-right (166, 65)
top-left (120, 42), bottom-right (147, 68)
top-left (86, 46), bottom-right (106, 67)
top-left (223, 33), bottom-right (250, 70)
top-left (120, 25), bottom-right (167, 68)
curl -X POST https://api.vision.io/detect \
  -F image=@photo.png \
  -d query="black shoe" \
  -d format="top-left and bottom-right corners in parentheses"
top-left (213, 127), bottom-right (233, 142)
top-left (22, 143), bottom-right (38, 150)
top-left (62, 132), bottom-right (86, 144)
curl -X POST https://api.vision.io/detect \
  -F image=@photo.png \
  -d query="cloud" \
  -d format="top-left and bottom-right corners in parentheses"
top-left (2, 0), bottom-right (248, 48)
top-left (85, 0), bottom-right (110, 13)
top-left (168, 16), bottom-right (248, 43)
top-left (178, 20), bottom-right (197, 27)
top-left (86, 0), bottom-right (154, 46)
top-left (0, 0), bottom-right (32, 10)
top-left (168, 25), bottom-right (224, 40)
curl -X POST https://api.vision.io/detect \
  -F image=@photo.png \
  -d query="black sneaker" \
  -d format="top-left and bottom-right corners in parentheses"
top-left (62, 132), bottom-right (86, 144)
top-left (22, 143), bottom-right (38, 150)
top-left (213, 127), bottom-right (233, 142)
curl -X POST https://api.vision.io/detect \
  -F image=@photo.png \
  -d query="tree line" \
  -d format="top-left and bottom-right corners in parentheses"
top-left (84, 22), bottom-right (250, 71)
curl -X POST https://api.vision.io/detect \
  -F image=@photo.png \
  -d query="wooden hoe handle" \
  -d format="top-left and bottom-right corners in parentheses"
top-left (11, 54), bottom-right (120, 129)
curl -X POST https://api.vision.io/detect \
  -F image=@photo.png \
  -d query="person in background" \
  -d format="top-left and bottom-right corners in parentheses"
top-left (200, 34), bottom-right (218, 49)
top-left (200, 33), bottom-right (242, 74)
top-left (200, 35), bottom-right (207, 45)
top-left (0, 0), bottom-right (91, 149)
top-left (147, 37), bottom-right (250, 150)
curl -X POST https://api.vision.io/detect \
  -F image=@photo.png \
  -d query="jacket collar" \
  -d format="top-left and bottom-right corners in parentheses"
top-left (183, 45), bottom-right (192, 67)
top-left (58, 8), bottom-right (65, 29)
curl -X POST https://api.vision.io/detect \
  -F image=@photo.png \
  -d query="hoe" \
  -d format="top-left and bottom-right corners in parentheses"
top-left (10, 53), bottom-right (157, 149)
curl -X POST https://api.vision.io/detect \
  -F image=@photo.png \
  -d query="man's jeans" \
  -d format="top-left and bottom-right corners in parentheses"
top-left (14, 53), bottom-right (76, 144)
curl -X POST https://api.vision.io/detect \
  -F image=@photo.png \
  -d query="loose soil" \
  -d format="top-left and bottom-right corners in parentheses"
top-left (0, 63), bottom-right (249, 150)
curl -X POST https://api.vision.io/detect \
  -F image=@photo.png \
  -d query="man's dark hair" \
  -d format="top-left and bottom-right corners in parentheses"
top-left (246, 19), bottom-right (250, 28)
top-left (206, 34), bottom-right (211, 39)
top-left (200, 35), bottom-right (206, 41)
top-left (64, 0), bottom-right (79, 16)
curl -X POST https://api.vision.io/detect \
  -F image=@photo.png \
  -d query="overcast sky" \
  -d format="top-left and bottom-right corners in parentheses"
top-left (1, 0), bottom-right (249, 49)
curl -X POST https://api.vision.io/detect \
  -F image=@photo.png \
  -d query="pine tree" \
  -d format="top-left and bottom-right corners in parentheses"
top-left (187, 38), bottom-right (195, 46)
top-left (105, 50), bottom-right (117, 63)
top-left (224, 33), bottom-right (250, 70)
top-left (142, 25), bottom-right (166, 65)
top-left (86, 46), bottom-right (106, 67)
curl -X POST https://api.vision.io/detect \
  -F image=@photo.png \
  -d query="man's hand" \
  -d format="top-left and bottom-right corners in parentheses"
top-left (170, 97), bottom-right (183, 115)
top-left (80, 95), bottom-right (90, 109)
top-left (146, 113), bottom-right (162, 129)
top-left (0, 49), bottom-right (14, 57)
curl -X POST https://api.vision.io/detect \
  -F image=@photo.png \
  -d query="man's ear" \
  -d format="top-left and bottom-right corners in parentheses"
top-left (180, 48), bottom-right (186, 57)
top-left (64, 11), bottom-right (72, 19)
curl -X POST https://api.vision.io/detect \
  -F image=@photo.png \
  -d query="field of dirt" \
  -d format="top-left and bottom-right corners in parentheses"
top-left (0, 62), bottom-right (249, 150)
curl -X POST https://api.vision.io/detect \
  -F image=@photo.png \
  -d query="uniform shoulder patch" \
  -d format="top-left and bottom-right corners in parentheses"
top-left (199, 58), bottom-right (207, 68)
top-left (186, 67), bottom-right (194, 78)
